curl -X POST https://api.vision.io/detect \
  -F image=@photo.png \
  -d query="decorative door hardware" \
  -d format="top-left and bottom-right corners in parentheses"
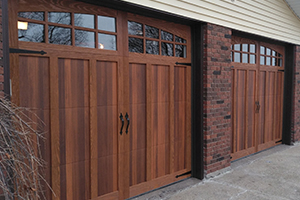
top-left (255, 101), bottom-right (260, 113)
top-left (119, 113), bottom-right (124, 135)
top-left (9, 48), bottom-right (47, 55)
top-left (175, 62), bottom-right (191, 66)
top-left (125, 113), bottom-right (130, 134)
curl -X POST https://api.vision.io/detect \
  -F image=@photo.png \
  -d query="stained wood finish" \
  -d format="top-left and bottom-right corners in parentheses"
top-left (9, 0), bottom-right (192, 199)
top-left (231, 36), bottom-right (285, 160)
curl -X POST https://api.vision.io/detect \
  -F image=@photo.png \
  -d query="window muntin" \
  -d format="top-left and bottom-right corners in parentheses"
top-left (232, 43), bottom-right (283, 67)
top-left (18, 11), bottom-right (117, 51)
top-left (128, 21), bottom-right (187, 57)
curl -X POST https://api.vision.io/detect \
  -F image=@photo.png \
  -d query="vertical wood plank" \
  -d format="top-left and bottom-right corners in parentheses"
top-left (146, 63), bottom-right (152, 181)
top-left (244, 70), bottom-right (249, 149)
top-left (169, 64), bottom-right (174, 174)
top-left (233, 69), bottom-right (237, 153)
top-left (273, 72), bottom-right (278, 141)
top-left (50, 56), bottom-right (60, 200)
top-left (185, 66), bottom-right (192, 170)
top-left (89, 59), bottom-right (98, 199)
top-left (264, 71), bottom-right (269, 143)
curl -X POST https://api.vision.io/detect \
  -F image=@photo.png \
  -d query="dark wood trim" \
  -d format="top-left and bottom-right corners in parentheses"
top-left (191, 23), bottom-right (204, 180)
top-left (282, 44), bottom-right (295, 145)
top-left (77, 0), bottom-right (197, 26)
top-left (2, 0), bottom-right (10, 98)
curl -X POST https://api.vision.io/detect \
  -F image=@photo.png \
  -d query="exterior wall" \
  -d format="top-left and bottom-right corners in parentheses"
top-left (121, 0), bottom-right (300, 45)
top-left (0, 0), bottom-right (3, 98)
top-left (203, 23), bottom-right (232, 174)
top-left (292, 46), bottom-right (300, 142)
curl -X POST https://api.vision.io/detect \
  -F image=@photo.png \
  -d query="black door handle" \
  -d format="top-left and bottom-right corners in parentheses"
top-left (119, 113), bottom-right (124, 135)
top-left (125, 113), bottom-right (130, 134)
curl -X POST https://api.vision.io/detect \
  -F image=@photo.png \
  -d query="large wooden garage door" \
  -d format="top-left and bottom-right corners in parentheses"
top-left (8, 0), bottom-right (191, 199)
top-left (231, 36), bottom-right (284, 160)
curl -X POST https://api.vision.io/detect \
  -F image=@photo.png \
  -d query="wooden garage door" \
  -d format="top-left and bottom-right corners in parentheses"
top-left (9, 0), bottom-right (192, 199)
top-left (231, 36), bottom-right (284, 160)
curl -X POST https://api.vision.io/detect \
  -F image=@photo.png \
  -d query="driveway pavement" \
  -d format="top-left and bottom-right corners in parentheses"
top-left (131, 143), bottom-right (300, 200)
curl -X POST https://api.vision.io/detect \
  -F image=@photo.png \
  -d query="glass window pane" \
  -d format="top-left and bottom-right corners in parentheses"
top-left (234, 52), bottom-right (240, 62)
top-left (279, 59), bottom-right (283, 67)
top-left (234, 44), bottom-right (240, 51)
top-left (250, 55), bottom-right (256, 64)
top-left (266, 48), bottom-right (271, 55)
top-left (161, 30), bottom-right (173, 41)
top-left (48, 12), bottom-right (71, 25)
top-left (175, 36), bottom-right (186, 43)
top-left (128, 21), bottom-right (143, 36)
top-left (145, 25), bottom-right (159, 39)
top-left (175, 45), bottom-right (186, 58)
top-left (272, 57), bottom-right (276, 66)
top-left (266, 57), bottom-right (271, 65)
top-left (48, 26), bottom-right (71, 45)
top-left (278, 53), bottom-right (283, 58)
top-left (242, 44), bottom-right (248, 52)
top-left (129, 37), bottom-right (143, 53)
top-left (250, 44), bottom-right (256, 53)
top-left (99, 33), bottom-right (117, 50)
top-left (146, 40), bottom-right (159, 55)
top-left (98, 16), bottom-right (116, 32)
top-left (18, 23), bottom-right (44, 43)
top-left (272, 50), bottom-right (277, 56)
top-left (260, 56), bottom-right (265, 65)
top-left (161, 42), bottom-right (173, 56)
top-left (75, 30), bottom-right (95, 48)
top-left (18, 12), bottom-right (44, 21)
top-left (242, 53), bottom-right (248, 63)
top-left (260, 46), bottom-right (265, 54)
top-left (75, 14), bottom-right (94, 29)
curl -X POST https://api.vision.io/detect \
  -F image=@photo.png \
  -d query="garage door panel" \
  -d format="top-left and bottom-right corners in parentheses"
top-left (129, 63), bottom-right (147, 186)
top-left (247, 70), bottom-right (256, 148)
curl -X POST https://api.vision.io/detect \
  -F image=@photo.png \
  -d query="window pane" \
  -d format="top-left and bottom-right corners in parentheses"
top-left (18, 12), bottom-right (44, 21)
top-left (161, 30), bottom-right (173, 41)
top-left (260, 46), bottom-right (265, 54)
top-left (99, 33), bottom-right (117, 50)
top-left (75, 14), bottom-right (94, 29)
top-left (48, 26), bottom-right (71, 45)
top-left (161, 42), bottom-right (173, 56)
top-left (272, 50), bottom-right (277, 56)
top-left (175, 36), bottom-right (186, 43)
top-left (129, 37), bottom-right (143, 53)
top-left (128, 21), bottom-right (143, 36)
top-left (250, 55), bottom-right (256, 64)
top-left (234, 52), bottom-right (240, 62)
top-left (250, 44), bottom-right (256, 53)
top-left (98, 16), bottom-right (116, 32)
top-left (266, 48), bottom-right (271, 56)
top-left (278, 53), bottom-right (282, 58)
top-left (234, 44), bottom-right (240, 51)
top-left (279, 59), bottom-right (283, 67)
top-left (146, 40), bottom-right (159, 55)
top-left (75, 30), bottom-right (95, 48)
top-left (18, 23), bottom-right (44, 43)
top-left (272, 58), bottom-right (276, 66)
top-left (242, 53), bottom-right (248, 63)
top-left (175, 45), bottom-right (186, 58)
top-left (266, 57), bottom-right (271, 65)
top-left (242, 44), bottom-right (248, 52)
top-left (48, 12), bottom-right (71, 25)
top-left (145, 25), bottom-right (159, 39)
top-left (260, 56), bottom-right (265, 65)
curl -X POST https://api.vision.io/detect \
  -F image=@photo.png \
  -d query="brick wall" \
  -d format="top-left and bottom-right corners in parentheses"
top-left (0, 0), bottom-right (4, 98)
top-left (292, 46), bottom-right (300, 142)
top-left (202, 23), bottom-right (232, 174)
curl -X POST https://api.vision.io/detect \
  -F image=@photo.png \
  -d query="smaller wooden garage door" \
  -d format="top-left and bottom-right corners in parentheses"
top-left (231, 36), bottom-right (284, 160)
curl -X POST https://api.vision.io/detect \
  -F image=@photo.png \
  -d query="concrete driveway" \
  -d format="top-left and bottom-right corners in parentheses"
top-left (131, 143), bottom-right (300, 200)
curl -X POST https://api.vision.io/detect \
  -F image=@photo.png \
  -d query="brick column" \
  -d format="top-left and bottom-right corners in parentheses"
top-left (291, 46), bottom-right (300, 142)
top-left (202, 23), bottom-right (232, 175)
top-left (0, 0), bottom-right (4, 98)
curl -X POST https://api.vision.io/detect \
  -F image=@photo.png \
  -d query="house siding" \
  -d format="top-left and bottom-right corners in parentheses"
top-left (121, 0), bottom-right (300, 45)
